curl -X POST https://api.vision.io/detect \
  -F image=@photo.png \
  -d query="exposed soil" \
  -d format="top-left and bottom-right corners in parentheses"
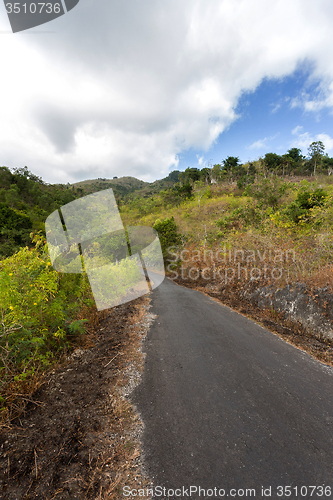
top-left (171, 275), bottom-right (333, 367)
top-left (0, 295), bottom-right (154, 500)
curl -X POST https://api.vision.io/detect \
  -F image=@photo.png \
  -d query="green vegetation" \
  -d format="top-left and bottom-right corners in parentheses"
top-left (153, 217), bottom-right (182, 258)
top-left (118, 142), bottom-right (333, 294)
top-left (0, 165), bottom-right (84, 258)
top-left (72, 175), bottom-right (147, 200)
top-left (0, 233), bottom-right (94, 421)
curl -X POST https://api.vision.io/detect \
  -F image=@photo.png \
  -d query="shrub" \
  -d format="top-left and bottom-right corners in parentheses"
top-left (244, 176), bottom-right (289, 210)
top-left (0, 233), bottom-right (94, 420)
top-left (153, 216), bottom-right (182, 259)
top-left (285, 187), bottom-right (328, 223)
top-left (0, 203), bottom-right (33, 257)
top-left (217, 204), bottom-right (262, 232)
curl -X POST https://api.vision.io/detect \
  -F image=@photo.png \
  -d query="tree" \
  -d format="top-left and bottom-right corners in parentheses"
top-left (281, 154), bottom-right (292, 176)
top-left (5, 184), bottom-right (21, 209)
top-left (221, 157), bottom-right (241, 183)
top-left (200, 167), bottom-right (211, 184)
top-left (0, 203), bottom-right (33, 256)
top-left (287, 148), bottom-right (304, 163)
top-left (172, 183), bottom-right (193, 202)
top-left (211, 164), bottom-right (222, 183)
top-left (308, 141), bottom-right (325, 174)
top-left (179, 167), bottom-right (201, 186)
top-left (237, 162), bottom-right (256, 188)
top-left (322, 155), bottom-right (333, 175)
top-left (264, 153), bottom-right (283, 175)
top-left (282, 148), bottom-right (305, 175)
top-left (244, 177), bottom-right (288, 210)
top-left (161, 183), bottom-right (193, 207)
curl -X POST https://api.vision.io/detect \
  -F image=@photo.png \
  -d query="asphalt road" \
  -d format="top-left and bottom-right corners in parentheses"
top-left (132, 278), bottom-right (333, 499)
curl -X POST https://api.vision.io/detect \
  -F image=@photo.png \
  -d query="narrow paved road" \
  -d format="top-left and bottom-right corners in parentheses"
top-left (132, 279), bottom-right (333, 499)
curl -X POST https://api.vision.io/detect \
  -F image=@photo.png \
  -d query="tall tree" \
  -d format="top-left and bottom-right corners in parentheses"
top-left (210, 164), bottom-right (222, 183)
top-left (222, 156), bottom-right (240, 183)
top-left (308, 141), bottom-right (325, 174)
top-left (179, 167), bottom-right (201, 185)
top-left (200, 167), bottom-right (211, 184)
top-left (264, 153), bottom-right (283, 174)
top-left (287, 148), bottom-right (304, 163)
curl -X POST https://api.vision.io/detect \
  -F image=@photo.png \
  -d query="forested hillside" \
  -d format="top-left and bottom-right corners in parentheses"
top-left (0, 166), bottom-right (84, 257)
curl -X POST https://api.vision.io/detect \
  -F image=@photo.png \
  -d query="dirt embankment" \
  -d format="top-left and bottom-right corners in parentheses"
top-left (0, 296), bottom-right (154, 500)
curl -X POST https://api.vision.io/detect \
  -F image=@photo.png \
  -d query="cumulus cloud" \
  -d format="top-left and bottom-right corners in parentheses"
top-left (291, 126), bottom-right (333, 153)
top-left (316, 134), bottom-right (333, 151)
top-left (291, 88), bottom-right (333, 114)
top-left (0, 0), bottom-right (333, 182)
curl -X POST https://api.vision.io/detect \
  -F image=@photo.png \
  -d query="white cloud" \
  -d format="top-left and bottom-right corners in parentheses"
top-left (248, 138), bottom-right (268, 150)
top-left (196, 155), bottom-right (206, 167)
top-left (0, 0), bottom-right (333, 182)
top-left (290, 127), bottom-right (333, 153)
top-left (247, 133), bottom-right (279, 150)
top-left (317, 134), bottom-right (333, 151)
top-left (291, 82), bottom-right (333, 114)
top-left (271, 103), bottom-right (281, 113)
top-left (292, 125), bottom-right (304, 135)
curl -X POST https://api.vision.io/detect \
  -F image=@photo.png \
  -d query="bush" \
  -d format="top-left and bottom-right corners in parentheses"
top-left (0, 203), bottom-right (33, 257)
top-left (217, 204), bottom-right (262, 232)
top-left (244, 176), bottom-right (288, 209)
top-left (285, 186), bottom-right (328, 223)
top-left (153, 216), bottom-right (182, 259)
top-left (161, 183), bottom-right (193, 207)
top-left (0, 233), bottom-right (94, 419)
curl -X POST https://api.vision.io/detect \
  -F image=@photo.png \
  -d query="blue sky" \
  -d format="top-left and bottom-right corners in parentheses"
top-left (1, 0), bottom-right (333, 184)
top-left (177, 65), bottom-right (333, 172)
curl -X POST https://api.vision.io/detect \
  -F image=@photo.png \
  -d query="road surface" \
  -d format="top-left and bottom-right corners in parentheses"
top-left (132, 278), bottom-right (333, 498)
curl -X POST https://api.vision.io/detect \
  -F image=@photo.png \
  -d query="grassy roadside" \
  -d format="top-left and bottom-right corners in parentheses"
top-left (122, 175), bottom-right (333, 290)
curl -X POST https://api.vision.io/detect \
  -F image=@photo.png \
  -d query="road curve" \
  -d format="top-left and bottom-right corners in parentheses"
top-left (132, 278), bottom-right (333, 498)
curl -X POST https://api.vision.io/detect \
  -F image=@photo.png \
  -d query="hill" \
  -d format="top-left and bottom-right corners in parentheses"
top-left (72, 171), bottom-right (181, 199)
top-left (72, 176), bottom-right (148, 198)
